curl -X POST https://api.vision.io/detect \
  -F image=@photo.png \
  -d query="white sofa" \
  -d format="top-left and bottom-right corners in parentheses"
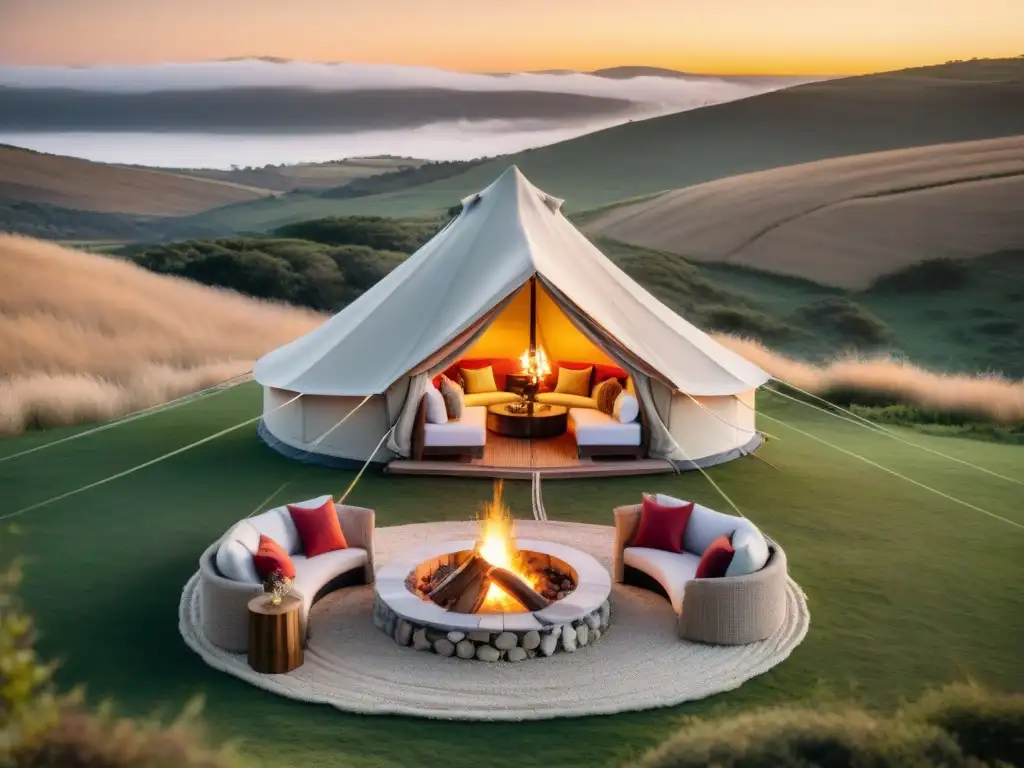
top-left (614, 499), bottom-right (788, 645)
top-left (569, 407), bottom-right (642, 458)
top-left (198, 495), bottom-right (375, 652)
top-left (411, 390), bottom-right (487, 460)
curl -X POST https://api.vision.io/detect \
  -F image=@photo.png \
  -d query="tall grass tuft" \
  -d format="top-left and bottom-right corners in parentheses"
top-left (715, 335), bottom-right (1024, 424)
top-left (0, 235), bottom-right (322, 435)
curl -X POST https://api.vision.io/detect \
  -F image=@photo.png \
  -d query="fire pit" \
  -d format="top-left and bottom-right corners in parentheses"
top-left (372, 483), bottom-right (611, 661)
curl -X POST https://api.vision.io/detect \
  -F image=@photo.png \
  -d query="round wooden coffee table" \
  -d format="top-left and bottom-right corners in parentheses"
top-left (486, 402), bottom-right (568, 439)
top-left (247, 594), bottom-right (303, 674)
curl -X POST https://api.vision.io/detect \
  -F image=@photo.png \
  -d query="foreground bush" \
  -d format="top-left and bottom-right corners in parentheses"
top-left (1, 535), bottom-right (248, 768)
top-left (638, 684), bottom-right (1023, 768)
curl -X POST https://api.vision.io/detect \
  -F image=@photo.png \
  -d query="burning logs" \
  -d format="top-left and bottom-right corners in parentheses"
top-left (485, 566), bottom-right (551, 611)
top-left (427, 553), bottom-right (490, 611)
top-left (423, 552), bottom-right (553, 613)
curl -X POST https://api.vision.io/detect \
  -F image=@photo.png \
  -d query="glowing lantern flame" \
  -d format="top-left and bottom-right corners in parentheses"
top-left (520, 345), bottom-right (551, 384)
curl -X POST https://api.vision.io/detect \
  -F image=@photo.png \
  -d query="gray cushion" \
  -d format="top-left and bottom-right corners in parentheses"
top-left (439, 375), bottom-right (465, 419)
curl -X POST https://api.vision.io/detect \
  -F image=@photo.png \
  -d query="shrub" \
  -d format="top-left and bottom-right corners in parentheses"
top-left (637, 685), bottom-right (1024, 768)
top-left (273, 216), bottom-right (441, 253)
top-left (702, 306), bottom-right (795, 342)
top-left (907, 683), bottom-right (1024, 766)
top-left (793, 297), bottom-right (893, 346)
top-left (870, 258), bottom-right (970, 293)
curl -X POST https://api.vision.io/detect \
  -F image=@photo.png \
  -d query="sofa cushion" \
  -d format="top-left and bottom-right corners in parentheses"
top-left (438, 375), bottom-right (464, 419)
top-left (554, 361), bottom-right (627, 387)
top-left (536, 392), bottom-right (597, 409)
top-left (464, 391), bottom-right (521, 407)
top-left (216, 536), bottom-right (261, 583)
top-left (424, 405), bottom-right (487, 447)
top-left (253, 534), bottom-right (297, 580)
top-left (554, 365), bottom-right (592, 396)
top-left (632, 493), bottom-right (694, 553)
top-left (570, 408), bottom-right (642, 446)
top-left (424, 386), bottom-right (448, 424)
top-left (682, 502), bottom-right (761, 555)
top-left (696, 534), bottom-right (735, 579)
top-left (613, 392), bottom-right (640, 423)
top-left (726, 526), bottom-right (771, 577)
top-left (291, 547), bottom-right (368, 602)
top-left (461, 365), bottom-right (498, 394)
top-left (247, 506), bottom-right (303, 555)
top-left (593, 377), bottom-right (622, 416)
top-left (288, 497), bottom-right (349, 558)
top-left (447, 358), bottom-right (519, 390)
top-left (624, 547), bottom-right (699, 613)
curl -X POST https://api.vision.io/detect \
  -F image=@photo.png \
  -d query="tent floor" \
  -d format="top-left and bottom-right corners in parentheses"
top-left (386, 433), bottom-right (675, 480)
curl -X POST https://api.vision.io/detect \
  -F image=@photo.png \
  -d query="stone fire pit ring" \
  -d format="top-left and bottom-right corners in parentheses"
top-left (373, 538), bottom-right (612, 661)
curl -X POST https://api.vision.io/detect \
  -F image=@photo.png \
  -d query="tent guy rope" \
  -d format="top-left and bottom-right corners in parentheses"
top-left (338, 426), bottom-right (395, 503)
top-left (0, 393), bottom-right (302, 523)
top-left (754, 405), bottom-right (1024, 532)
top-left (0, 371), bottom-right (252, 464)
top-left (765, 380), bottom-right (1024, 487)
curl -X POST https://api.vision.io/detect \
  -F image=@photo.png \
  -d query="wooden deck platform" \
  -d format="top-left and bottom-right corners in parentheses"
top-left (386, 433), bottom-right (675, 480)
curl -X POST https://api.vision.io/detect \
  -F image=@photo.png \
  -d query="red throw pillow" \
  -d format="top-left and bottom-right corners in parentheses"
top-left (631, 495), bottom-right (695, 553)
top-left (252, 535), bottom-right (296, 579)
top-left (695, 534), bottom-right (735, 579)
top-left (287, 497), bottom-right (348, 558)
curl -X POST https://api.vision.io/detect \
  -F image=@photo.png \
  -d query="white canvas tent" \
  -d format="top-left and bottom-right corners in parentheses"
top-left (254, 166), bottom-right (769, 469)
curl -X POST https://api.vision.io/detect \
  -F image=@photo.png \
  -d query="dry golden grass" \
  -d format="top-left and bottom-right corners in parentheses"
top-left (588, 135), bottom-right (1024, 288)
top-left (0, 146), bottom-right (272, 216)
top-left (0, 235), bottom-right (321, 434)
top-left (715, 334), bottom-right (1024, 423)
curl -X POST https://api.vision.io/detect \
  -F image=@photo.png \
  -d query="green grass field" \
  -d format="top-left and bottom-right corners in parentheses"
top-left (1, 384), bottom-right (1022, 767)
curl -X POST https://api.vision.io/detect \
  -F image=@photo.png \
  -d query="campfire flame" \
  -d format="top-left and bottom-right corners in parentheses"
top-left (475, 481), bottom-right (539, 611)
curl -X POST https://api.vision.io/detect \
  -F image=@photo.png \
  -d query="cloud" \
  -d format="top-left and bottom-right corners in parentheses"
top-left (0, 59), bottom-right (812, 111)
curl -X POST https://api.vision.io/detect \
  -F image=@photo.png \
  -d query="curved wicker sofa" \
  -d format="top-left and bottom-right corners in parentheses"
top-left (198, 500), bottom-right (375, 653)
top-left (613, 503), bottom-right (788, 645)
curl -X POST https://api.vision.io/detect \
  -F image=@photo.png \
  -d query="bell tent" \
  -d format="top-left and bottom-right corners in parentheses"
top-left (254, 166), bottom-right (768, 472)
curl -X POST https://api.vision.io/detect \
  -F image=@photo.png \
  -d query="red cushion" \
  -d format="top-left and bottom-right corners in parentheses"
top-left (252, 535), bottom-right (296, 579)
top-left (287, 498), bottom-right (348, 558)
top-left (695, 534), bottom-right (735, 579)
top-left (631, 495), bottom-right (695, 554)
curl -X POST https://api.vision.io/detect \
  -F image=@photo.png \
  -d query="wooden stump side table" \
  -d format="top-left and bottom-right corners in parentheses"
top-left (247, 594), bottom-right (303, 674)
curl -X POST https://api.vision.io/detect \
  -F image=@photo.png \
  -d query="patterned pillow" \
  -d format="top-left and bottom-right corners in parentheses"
top-left (438, 375), bottom-right (464, 419)
top-left (593, 377), bottom-right (622, 415)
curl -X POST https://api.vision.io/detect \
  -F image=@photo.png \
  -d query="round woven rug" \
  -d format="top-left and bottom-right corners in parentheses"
top-left (179, 520), bottom-right (809, 720)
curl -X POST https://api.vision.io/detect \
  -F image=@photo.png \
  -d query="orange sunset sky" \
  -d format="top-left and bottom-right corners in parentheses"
top-left (1, 0), bottom-right (1019, 75)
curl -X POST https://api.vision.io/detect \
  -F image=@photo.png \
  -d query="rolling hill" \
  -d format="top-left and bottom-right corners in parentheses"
top-left (587, 135), bottom-right (1024, 288)
top-left (0, 144), bottom-right (273, 216)
top-left (174, 58), bottom-right (1024, 234)
top-left (0, 234), bottom-right (320, 433)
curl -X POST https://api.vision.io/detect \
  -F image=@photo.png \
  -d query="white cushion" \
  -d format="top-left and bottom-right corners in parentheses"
top-left (725, 526), bottom-right (771, 577)
top-left (569, 408), bottom-right (641, 446)
top-left (683, 503), bottom-right (760, 555)
top-left (291, 547), bottom-right (368, 597)
top-left (623, 547), bottom-right (700, 613)
top-left (613, 392), bottom-right (640, 423)
top-left (215, 537), bottom-right (260, 583)
top-left (424, 405), bottom-right (486, 447)
top-left (425, 386), bottom-right (448, 424)
top-left (247, 506), bottom-right (308, 554)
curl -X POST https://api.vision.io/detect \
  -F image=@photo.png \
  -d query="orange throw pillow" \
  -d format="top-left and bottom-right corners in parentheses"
top-left (631, 494), bottom-right (694, 554)
top-left (287, 497), bottom-right (348, 558)
top-left (252, 535), bottom-right (296, 579)
top-left (695, 534), bottom-right (735, 579)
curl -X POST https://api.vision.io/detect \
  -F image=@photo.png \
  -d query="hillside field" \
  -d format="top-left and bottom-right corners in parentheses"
top-left (588, 136), bottom-right (1024, 288)
top-left (0, 144), bottom-right (273, 216)
top-left (171, 58), bottom-right (1024, 234)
